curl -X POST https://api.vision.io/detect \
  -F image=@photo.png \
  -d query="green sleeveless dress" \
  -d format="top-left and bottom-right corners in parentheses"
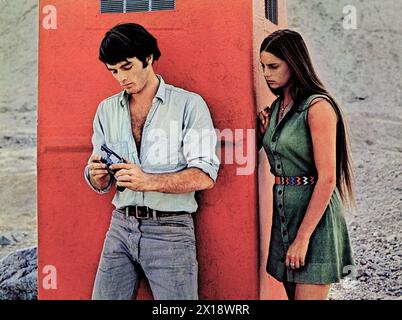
top-left (262, 94), bottom-right (355, 284)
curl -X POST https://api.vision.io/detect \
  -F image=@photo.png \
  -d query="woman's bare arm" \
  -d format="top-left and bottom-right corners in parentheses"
top-left (285, 98), bottom-right (338, 268)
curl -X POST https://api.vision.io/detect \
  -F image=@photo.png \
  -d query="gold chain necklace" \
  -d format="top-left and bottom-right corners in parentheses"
top-left (279, 98), bottom-right (293, 121)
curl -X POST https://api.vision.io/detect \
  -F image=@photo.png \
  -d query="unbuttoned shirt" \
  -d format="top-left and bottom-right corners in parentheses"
top-left (84, 76), bottom-right (220, 213)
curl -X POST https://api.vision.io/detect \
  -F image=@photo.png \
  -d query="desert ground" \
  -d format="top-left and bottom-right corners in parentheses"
top-left (286, 0), bottom-right (402, 299)
top-left (0, 0), bottom-right (37, 261)
top-left (0, 0), bottom-right (401, 299)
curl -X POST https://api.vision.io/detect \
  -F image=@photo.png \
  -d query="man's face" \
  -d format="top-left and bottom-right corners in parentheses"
top-left (260, 51), bottom-right (292, 90)
top-left (106, 56), bottom-right (152, 94)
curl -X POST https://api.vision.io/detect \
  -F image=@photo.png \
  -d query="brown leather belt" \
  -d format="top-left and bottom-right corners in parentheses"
top-left (121, 206), bottom-right (188, 219)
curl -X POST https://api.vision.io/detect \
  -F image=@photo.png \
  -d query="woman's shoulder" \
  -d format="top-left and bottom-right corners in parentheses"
top-left (307, 98), bottom-right (338, 125)
top-left (297, 94), bottom-right (333, 112)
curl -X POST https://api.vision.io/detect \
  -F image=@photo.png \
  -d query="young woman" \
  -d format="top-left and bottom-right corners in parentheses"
top-left (257, 29), bottom-right (355, 300)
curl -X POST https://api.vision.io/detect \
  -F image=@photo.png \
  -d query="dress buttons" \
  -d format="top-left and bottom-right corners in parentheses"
top-left (277, 164), bottom-right (281, 169)
top-left (278, 190), bottom-right (282, 195)
top-left (273, 151), bottom-right (277, 156)
top-left (283, 230), bottom-right (287, 236)
top-left (279, 204), bottom-right (283, 209)
top-left (281, 217), bottom-right (286, 223)
top-left (272, 137), bottom-right (277, 142)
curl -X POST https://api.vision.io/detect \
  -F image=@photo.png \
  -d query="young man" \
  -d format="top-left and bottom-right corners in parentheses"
top-left (84, 23), bottom-right (219, 300)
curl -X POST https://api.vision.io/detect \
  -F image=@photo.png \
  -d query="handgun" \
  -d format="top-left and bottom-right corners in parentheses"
top-left (100, 143), bottom-right (127, 192)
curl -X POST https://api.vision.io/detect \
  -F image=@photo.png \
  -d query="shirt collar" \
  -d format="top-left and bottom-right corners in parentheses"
top-left (119, 74), bottom-right (166, 107)
top-left (155, 75), bottom-right (166, 104)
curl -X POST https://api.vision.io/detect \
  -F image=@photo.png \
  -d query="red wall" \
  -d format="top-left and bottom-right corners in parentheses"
top-left (38, 0), bottom-right (284, 299)
top-left (253, 0), bottom-right (288, 300)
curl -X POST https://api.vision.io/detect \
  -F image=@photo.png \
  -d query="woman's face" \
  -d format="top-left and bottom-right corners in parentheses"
top-left (260, 51), bottom-right (292, 90)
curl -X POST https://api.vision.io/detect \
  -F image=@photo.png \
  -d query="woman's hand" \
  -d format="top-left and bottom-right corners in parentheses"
top-left (285, 236), bottom-right (310, 269)
top-left (257, 107), bottom-right (270, 137)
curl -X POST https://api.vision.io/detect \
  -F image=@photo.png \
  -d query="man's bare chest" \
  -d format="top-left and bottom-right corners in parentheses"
top-left (130, 103), bottom-right (151, 150)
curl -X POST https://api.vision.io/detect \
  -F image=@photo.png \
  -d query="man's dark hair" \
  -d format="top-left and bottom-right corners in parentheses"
top-left (99, 23), bottom-right (161, 68)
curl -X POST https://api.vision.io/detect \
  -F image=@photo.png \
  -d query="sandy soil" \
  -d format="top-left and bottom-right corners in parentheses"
top-left (0, 0), bottom-right (37, 261)
top-left (0, 0), bottom-right (400, 299)
top-left (328, 111), bottom-right (402, 299)
top-left (286, 0), bottom-right (402, 299)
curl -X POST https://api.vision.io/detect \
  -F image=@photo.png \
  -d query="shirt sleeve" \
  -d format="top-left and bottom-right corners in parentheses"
top-left (182, 94), bottom-right (220, 182)
top-left (84, 103), bottom-right (114, 194)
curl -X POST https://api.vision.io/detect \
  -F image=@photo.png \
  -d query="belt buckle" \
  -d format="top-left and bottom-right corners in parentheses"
top-left (135, 206), bottom-right (151, 219)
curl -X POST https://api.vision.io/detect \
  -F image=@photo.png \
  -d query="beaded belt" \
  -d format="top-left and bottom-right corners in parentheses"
top-left (275, 176), bottom-right (316, 186)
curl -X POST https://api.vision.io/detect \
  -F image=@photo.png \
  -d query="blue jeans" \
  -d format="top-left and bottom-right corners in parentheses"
top-left (92, 209), bottom-right (198, 300)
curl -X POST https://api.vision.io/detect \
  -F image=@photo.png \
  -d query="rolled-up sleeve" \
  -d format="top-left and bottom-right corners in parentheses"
top-left (84, 103), bottom-right (113, 194)
top-left (182, 95), bottom-right (220, 182)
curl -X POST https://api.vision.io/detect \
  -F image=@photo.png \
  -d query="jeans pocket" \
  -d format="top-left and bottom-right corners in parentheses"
top-left (158, 221), bottom-right (188, 228)
top-left (158, 215), bottom-right (194, 230)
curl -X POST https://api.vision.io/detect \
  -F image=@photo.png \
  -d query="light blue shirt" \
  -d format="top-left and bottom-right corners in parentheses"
top-left (84, 76), bottom-right (220, 213)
